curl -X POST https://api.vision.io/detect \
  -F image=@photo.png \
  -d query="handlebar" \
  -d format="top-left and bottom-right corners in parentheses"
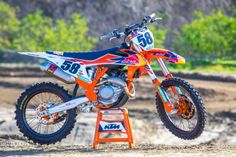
top-left (100, 13), bottom-right (161, 41)
top-left (100, 30), bottom-right (125, 41)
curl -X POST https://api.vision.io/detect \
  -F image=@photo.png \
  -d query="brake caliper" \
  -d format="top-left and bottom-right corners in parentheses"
top-left (176, 95), bottom-right (195, 119)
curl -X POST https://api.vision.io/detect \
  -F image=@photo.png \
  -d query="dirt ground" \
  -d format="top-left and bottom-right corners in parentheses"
top-left (0, 72), bottom-right (236, 156)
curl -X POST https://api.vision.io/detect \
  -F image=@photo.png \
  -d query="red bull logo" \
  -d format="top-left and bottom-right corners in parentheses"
top-left (122, 55), bottom-right (139, 65)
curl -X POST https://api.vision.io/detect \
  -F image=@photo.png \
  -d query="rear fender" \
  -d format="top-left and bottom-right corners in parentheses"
top-left (145, 48), bottom-right (185, 64)
top-left (19, 51), bottom-right (71, 65)
top-left (18, 52), bottom-right (48, 59)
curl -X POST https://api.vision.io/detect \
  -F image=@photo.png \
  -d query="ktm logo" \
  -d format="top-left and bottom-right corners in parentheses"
top-left (104, 124), bottom-right (120, 130)
top-left (99, 121), bottom-right (126, 132)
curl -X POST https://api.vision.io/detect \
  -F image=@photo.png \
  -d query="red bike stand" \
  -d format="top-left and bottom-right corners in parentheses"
top-left (93, 108), bottom-right (134, 149)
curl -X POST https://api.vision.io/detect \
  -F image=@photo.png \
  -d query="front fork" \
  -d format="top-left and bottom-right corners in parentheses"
top-left (156, 58), bottom-right (182, 95)
top-left (145, 58), bottom-right (181, 113)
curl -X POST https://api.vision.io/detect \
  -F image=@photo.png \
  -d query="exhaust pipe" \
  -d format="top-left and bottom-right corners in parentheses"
top-left (40, 62), bottom-right (75, 84)
top-left (40, 97), bottom-right (89, 116)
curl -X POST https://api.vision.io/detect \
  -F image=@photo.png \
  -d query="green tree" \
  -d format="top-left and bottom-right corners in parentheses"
top-left (0, 1), bottom-right (19, 51)
top-left (0, 1), bottom-right (97, 53)
top-left (149, 25), bottom-right (167, 48)
top-left (13, 11), bottom-right (97, 51)
top-left (172, 10), bottom-right (236, 59)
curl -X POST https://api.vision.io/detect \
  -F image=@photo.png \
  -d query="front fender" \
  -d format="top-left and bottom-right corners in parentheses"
top-left (144, 48), bottom-right (185, 64)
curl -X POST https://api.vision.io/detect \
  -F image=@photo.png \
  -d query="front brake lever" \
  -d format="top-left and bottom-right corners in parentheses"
top-left (151, 17), bottom-right (162, 23)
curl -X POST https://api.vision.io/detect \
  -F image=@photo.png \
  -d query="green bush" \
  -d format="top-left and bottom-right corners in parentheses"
top-left (13, 11), bottom-right (97, 51)
top-left (0, 1), bottom-right (19, 51)
top-left (149, 25), bottom-right (167, 48)
top-left (0, 2), bottom-right (97, 52)
top-left (172, 10), bottom-right (236, 60)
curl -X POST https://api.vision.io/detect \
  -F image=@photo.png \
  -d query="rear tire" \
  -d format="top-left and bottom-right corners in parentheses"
top-left (156, 78), bottom-right (206, 140)
top-left (15, 82), bottom-right (77, 145)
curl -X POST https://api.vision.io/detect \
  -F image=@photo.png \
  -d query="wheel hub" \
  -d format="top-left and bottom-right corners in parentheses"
top-left (176, 95), bottom-right (195, 119)
top-left (36, 103), bottom-right (63, 125)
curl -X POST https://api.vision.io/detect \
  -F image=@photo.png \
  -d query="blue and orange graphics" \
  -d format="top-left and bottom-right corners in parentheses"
top-left (46, 48), bottom-right (145, 66)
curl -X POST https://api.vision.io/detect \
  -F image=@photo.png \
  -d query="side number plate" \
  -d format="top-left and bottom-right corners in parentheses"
top-left (60, 61), bottom-right (81, 74)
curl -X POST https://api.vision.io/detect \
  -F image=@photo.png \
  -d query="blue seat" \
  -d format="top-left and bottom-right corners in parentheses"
top-left (46, 47), bottom-right (123, 61)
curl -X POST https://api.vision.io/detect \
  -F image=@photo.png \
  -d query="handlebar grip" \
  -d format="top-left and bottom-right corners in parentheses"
top-left (100, 35), bottom-right (108, 40)
top-left (100, 32), bottom-right (113, 40)
top-left (100, 30), bottom-right (125, 41)
top-left (149, 13), bottom-right (156, 19)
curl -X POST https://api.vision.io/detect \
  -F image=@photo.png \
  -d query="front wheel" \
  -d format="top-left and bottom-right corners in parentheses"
top-left (156, 78), bottom-right (206, 140)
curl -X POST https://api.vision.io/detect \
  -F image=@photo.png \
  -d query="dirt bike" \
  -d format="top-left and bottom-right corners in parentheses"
top-left (16, 13), bottom-right (206, 145)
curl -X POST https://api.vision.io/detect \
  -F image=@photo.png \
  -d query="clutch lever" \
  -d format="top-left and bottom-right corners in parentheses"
top-left (151, 17), bottom-right (162, 23)
top-left (109, 32), bottom-right (125, 41)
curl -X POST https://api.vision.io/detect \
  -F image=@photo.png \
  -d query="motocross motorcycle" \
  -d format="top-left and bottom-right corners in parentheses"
top-left (16, 13), bottom-right (206, 144)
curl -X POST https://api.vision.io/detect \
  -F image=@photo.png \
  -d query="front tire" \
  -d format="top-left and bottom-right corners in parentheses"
top-left (15, 82), bottom-right (77, 145)
top-left (156, 78), bottom-right (206, 140)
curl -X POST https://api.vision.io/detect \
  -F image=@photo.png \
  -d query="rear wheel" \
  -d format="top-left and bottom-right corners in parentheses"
top-left (156, 78), bottom-right (206, 140)
top-left (15, 82), bottom-right (77, 145)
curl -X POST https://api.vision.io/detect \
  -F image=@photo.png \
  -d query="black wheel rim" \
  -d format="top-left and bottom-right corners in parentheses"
top-left (164, 86), bottom-right (198, 132)
top-left (23, 91), bottom-right (68, 136)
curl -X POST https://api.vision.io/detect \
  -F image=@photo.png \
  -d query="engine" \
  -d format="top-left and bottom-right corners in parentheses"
top-left (95, 69), bottom-right (135, 107)
top-left (97, 78), bottom-right (124, 106)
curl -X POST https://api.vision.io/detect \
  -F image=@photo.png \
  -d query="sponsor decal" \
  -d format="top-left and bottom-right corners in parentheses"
top-left (122, 55), bottom-right (139, 65)
top-left (77, 75), bottom-right (91, 83)
top-left (99, 121), bottom-right (126, 132)
top-left (20, 95), bottom-right (28, 110)
top-left (47, 64), bottom-right (57, 73)
top-left (145, 65), bottom-right (153, 74)
top-left (145, 45), bottom-right (153, 50)
top-left (158, 85), bottom-right (168, 103)
top-left (101, 110), bottom-right (123, 114)
top-left (59, 102), bottom-right (74, 108)
top-left (78, 71), bottom-right (83, 76)
top-left (131, 31), bottom-right (138, 37)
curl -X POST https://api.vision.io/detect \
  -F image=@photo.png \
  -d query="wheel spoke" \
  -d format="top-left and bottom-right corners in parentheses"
top-left (24, 91), bottom-right (66, 135)
top-left (27, 118), bottom-right (37, 125)
top-left (164, 85), bottom-right (198, 132)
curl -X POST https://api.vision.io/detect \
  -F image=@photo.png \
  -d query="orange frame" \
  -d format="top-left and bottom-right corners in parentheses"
top-left (74, 48), bottom-right (184, 111)
top-left (75, 66), bottom-right (108, 102)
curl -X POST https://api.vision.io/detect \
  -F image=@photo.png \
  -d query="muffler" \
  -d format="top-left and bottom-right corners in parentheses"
top-left (40, 62), bottom-right (75, 84)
